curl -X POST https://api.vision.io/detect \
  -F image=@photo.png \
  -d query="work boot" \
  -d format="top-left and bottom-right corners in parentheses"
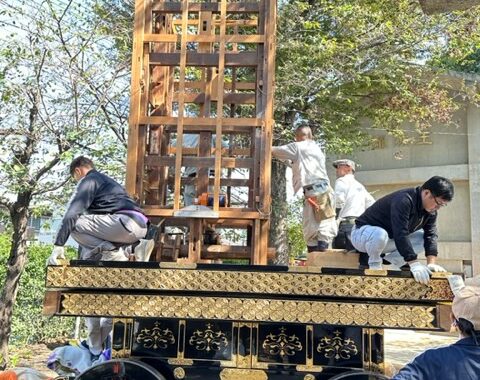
top-left (317, 241), bottom-right (329, 252)
top-left (358, 251), bottom-right (369, 269)
top-left (307, 245), bottom-right (317, 253)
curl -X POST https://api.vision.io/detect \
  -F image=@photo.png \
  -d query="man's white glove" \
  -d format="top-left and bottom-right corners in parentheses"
top-left (427, 263), bottom-right (447, 273)
top-left (47, 246), bottom-right (66, 266)
top-left (409, 261), bottom-right (432, 285)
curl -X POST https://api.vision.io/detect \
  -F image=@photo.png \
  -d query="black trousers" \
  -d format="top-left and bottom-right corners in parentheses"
top-left (332, 220), bottom-right (355, 251)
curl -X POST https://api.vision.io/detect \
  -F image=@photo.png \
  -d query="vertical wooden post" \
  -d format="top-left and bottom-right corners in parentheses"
top-left (126, 0), bottom-right (146, 198)
top-left (213, 0), bottom-right (227, 212)
top-left (173, 0), bottom-right (190, 211)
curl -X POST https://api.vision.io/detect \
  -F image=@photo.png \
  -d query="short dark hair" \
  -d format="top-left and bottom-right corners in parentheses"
top-left (69, 156), bottom-right (94, 176)
top-left (421, 176), bottom-right (454, 201)
top-left (457, 318), bottom-right (480, 345)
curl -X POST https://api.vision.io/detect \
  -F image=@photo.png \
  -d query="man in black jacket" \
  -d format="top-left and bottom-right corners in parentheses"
top-left (47, 156), bottom-right (152, 263)
top-left (351, 176), bottom-right (454, 284)
top-left (46, 156), bottom-right (154, 361)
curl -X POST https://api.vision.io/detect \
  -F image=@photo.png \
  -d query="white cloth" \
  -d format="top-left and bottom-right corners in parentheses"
top-left (334, 174), bottom-right (375, 220)
top-left (272, 139), bottom-right (328, 194)
top-left (47, 345), bottom-right (110, 376)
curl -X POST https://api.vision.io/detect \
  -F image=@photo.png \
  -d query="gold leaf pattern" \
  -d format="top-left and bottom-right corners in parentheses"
top-left (59, 293), bottom-right (436, 329)
top-left (46, 266), bottom-right (453, 301)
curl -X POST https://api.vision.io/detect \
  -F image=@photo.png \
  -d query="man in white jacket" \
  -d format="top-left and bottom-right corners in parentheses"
top-left (332, 159), bottom-right (375, 250)
top-left (272, 126), bottom-right (337, 252)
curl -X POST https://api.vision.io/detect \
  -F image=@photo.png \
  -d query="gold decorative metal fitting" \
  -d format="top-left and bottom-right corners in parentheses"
top-left (219, 368), bottom-right (267, 380)
top-left (304, 374), bottom-right (316, 380)
top-left (364, 269), bottom-right (388, 276)
top-left (317, 330), bottom-right (359, 360)
top-left (136, 321), bottom-right (175, 349)
top-left (189, 323), bottom-right (228, 352)
top-left (168, 358), bottom-right (194, 366)
top-left (173, 367), bottom-right (186, 379)
top-left (296, 364), bottom-right (323, 373)
top-left (262, 327), bottom-right (303, 357)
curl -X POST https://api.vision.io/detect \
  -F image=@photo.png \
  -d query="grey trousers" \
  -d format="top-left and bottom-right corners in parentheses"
top-left (71, 214), bottom-right (147, 259)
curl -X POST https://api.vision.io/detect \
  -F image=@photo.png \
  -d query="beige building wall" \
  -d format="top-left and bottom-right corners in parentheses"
top-left (327, 101), bottom-right (480, 276)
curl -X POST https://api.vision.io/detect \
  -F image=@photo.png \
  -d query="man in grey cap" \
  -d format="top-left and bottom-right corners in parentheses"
top-left (332, 159), bottom-right (374, 250)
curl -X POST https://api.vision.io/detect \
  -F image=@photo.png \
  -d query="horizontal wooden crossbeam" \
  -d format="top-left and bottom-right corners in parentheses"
top-left (145, 156), bottom-right (254, 169)
top-left (152, 2), bottom-right (261, 13)
top-left (139, 116), bottom-right (263, 126)
top-left (150, 52), bottom-right (258, 66)
top-left (143, 207), bottom-right (265, 219)
top-left (172, 93), bottom-right (255, 104)
top-left (145, 34), bottom-right (264, 43)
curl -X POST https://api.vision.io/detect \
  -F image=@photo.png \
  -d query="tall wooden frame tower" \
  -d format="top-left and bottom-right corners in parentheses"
top-left (125, 0), bottom-right (276, 264)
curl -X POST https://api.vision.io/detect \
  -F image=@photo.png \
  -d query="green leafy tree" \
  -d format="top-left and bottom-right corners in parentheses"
top-left (271, 0), bottom-right (480, 262)
top-left (0, 235), bottom-right (75, 346)
top-left (0, 0), bottom-right (129, 366)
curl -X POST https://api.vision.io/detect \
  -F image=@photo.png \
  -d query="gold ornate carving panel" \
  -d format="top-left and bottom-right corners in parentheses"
top-left (59, 293), bottom-right (436, 329)
top-left (46, 266), bottom-right (453, 301)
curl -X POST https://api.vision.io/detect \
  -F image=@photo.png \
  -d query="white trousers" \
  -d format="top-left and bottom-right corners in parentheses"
top-left (351, 225), bottom-right (424, 267)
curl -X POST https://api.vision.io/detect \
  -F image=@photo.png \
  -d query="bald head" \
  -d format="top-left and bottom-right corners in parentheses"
top-left (295, 126), bottom-right (313, 142)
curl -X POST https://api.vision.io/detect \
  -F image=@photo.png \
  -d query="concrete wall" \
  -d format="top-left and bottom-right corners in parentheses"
top-left (327, 103), bottom-right (480, 275)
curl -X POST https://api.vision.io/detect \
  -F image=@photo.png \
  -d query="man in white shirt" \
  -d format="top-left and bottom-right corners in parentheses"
top-left (332, 159), bottom-right (375, 250)
top-left (272, 126), bottom-right (337, 252)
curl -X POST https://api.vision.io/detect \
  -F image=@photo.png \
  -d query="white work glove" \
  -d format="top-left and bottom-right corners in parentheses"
top-left (447, 275), bottom-right (465, 296)
top-left (47, 246), bottom-right (66, 266)
top-left (409, 261), bottom-right (432, 285)
top-left (427, 263), bottom-right (447, 273)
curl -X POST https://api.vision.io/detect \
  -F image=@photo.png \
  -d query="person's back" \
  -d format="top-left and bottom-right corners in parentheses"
top-left (393, 336), bottom-right (480, 379)
top-left (274, 139), bottom-right (328, 193)
top-left (79, 170), bottom-right (141, 214)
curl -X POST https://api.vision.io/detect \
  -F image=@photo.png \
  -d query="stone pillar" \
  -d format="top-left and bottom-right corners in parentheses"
top-left (467, 104), bottom-right (480, 275)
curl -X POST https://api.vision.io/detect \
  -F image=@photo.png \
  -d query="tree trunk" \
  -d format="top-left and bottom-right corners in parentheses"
top-left (269, 159), bottom-right (289, 265)
top-left (0, 195), bottom-right (31, 369)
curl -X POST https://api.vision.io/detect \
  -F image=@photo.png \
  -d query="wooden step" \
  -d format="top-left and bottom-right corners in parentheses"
top-left (307, 250), bottom-right (464, 274)
top-left (307, 250), bottom-right (359, 269)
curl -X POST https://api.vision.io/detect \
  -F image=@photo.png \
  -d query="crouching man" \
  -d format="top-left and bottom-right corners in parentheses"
top-left (351, 176), bottom-right (453, 284)
top-left (46, 156), bottom-right (154, 361)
